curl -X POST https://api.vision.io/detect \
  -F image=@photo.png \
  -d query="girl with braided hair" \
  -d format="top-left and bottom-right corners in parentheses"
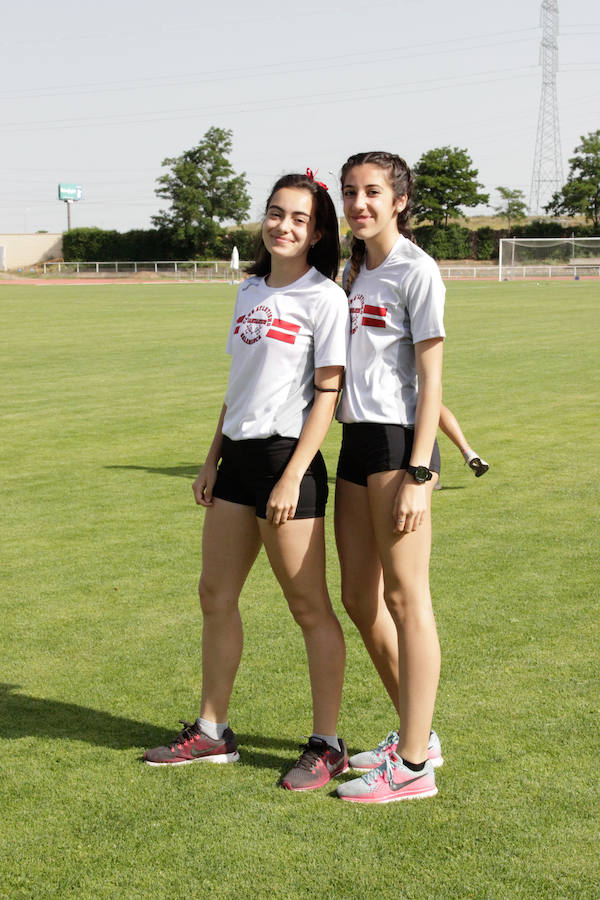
top-left (334, 152), bottom-right (446, 803)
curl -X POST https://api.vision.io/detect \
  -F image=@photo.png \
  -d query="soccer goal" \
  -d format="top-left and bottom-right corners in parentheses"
top-left (498, 237), bottom-right (600, 281)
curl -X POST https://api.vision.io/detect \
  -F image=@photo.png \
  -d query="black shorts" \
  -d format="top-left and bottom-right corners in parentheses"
top-left (213, 435), bottom-right (328, 519)
top-left (336, 422), bottom-right (441, 487)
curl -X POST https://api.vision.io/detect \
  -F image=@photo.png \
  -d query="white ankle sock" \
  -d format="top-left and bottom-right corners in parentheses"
top-left (312, 733), bottom-right (340, 752)
top-left (197, 717), bottom-right (227, 740)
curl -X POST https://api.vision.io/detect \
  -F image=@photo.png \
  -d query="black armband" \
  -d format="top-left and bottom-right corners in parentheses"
top-left (314, 383), bottom-right (341, 393)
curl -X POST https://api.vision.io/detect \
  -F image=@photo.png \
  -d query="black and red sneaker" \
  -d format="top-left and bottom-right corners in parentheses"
top-left (144, 720), bottom-right (239, 766)
top-left (281, 737), bottom-right (349, 791)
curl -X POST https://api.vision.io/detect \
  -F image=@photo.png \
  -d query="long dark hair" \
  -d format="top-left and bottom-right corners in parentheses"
top-left (340, 151), bottom-right (415, 295)
top-left (247, 173), bottom-right (340, 282)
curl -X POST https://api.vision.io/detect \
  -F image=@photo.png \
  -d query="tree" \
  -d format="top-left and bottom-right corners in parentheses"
top-left (494, 186), bottom-right (528, 233)
top-left (545, 130), bottom-right (600, 228)
top-left (152, 127), bottom-right (251, 255)
top-left (413, 146), bottom-right (489, 227)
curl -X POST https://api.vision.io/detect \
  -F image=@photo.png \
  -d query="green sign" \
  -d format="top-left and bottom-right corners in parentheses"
top-left (58, 183), bottom-right (82, 201)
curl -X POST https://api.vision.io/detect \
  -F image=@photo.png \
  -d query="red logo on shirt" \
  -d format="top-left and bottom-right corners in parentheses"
top-left (235, 305), bottom-right (300, 346)
top-left (238, 305), bottom-right (273, 344)
top-left (349, 294), bottom-right (364, 334)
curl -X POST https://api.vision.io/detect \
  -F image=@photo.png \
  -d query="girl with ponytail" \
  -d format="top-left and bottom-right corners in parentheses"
top-left (334, 152), bottom-right (446, 804)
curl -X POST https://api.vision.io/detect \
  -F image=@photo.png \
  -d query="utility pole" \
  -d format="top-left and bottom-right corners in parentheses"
top-left (529, 0), bottom-right (563, 215)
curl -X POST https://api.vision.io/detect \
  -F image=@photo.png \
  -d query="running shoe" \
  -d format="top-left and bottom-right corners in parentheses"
top-left (464, 449), bottom-right (489, 477)
top-left (144, 720), bottom-right (239, 766)
top-left (337, 753), bottom-right (437, 804)
top-left (349, 729), bottom-right (444, 771)
top-left (281, 737), bottom-right (349, 791)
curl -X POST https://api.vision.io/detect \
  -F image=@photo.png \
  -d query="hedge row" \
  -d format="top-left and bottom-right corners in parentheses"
top-left (63, 221), bottom-right (599, 263)
top-left (62, 227), bottom-right (260, 263)
top-left (409, 221), bottom-right (598, 260)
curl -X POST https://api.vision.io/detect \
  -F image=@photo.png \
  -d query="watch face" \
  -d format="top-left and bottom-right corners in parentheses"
top-left (413, 466), bottom-right (432, 483)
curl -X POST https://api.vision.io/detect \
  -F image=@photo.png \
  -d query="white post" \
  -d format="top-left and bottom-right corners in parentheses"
top-left (498, 240), bottom-right (503, 282)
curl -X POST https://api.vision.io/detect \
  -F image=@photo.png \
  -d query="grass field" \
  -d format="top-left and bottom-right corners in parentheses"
top-left (1, 280), bottom-right (598, 899)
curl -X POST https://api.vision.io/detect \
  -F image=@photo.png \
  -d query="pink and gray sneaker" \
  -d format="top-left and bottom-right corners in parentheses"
top-left (281, 737), bottom-right (349, 791)
top-left (144, 720), bottom-right (239, 766)
top-left (348, 729), bottom-right (444, 771)
top-left (337, 752), bottom-right (437, 804)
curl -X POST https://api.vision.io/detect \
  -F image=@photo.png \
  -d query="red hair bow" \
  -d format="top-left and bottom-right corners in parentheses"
top-left (306, 168), bottom-right (329, 191)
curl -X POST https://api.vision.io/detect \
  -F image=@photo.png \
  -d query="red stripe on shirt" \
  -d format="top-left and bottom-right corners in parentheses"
top-left (267, 329), bottom-right (297, 344)
top-left (362, 316), bottom-right (387, 328)
top-left (233, 314), bottom-right (246, 334)
top-left (363, 305), bottom-right (386, 317)
top-left (271, 318), bottom-right (301, 333)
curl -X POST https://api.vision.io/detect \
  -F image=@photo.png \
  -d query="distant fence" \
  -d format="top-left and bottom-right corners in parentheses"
top-left (41, 260), bottom-right (243, 279)
top-left (439, 264), bottom-right (600, 280)
top-left (496, 264), bottom-right (600, 280)
top-left (39, 260), bottom-right (600, 281)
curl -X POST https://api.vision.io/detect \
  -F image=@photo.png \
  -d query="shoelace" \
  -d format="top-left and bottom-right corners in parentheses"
top-left (170, 720), bottom-right (200, 747)
top-left (374, 730), bottom-right (399, 756)
top-left (293, 739), bottom-right (330, 771)
top-left (363, 752), bottom-right (401, 787)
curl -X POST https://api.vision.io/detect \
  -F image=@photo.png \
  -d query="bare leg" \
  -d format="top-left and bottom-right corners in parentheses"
top-left (259, 517), bottom-right (345, 736)
top-left (199, 498), bottom-right (262, 723)
top-left (334, 477), bottom-right (400, 713)
top-left (368, 471), bottom-right (440, 764)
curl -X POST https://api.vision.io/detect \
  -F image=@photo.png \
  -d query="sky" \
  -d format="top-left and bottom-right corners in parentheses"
top-left (2, 0), bottom-right (599, 235)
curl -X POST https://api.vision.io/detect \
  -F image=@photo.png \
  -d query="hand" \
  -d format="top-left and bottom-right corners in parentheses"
top-left (392, 475), bottom-right (428, 534)
top-left (192, 461), bottom-right (218, 507)
top-left (266, 474), bottom-right (301, 526)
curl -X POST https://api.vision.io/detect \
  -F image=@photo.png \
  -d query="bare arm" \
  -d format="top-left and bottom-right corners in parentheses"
top-left (438, 402), bottom-right (469, 453)
top-left (266, 365), bottom-right (343, 526)
top-left (192, 403), bottom-right (227, 507)
top-left (392, 337), bottom-right (443, 534)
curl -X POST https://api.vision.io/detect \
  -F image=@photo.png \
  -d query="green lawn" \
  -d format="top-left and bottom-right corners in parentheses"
top-left (1, 281), bottom-right (598, 898)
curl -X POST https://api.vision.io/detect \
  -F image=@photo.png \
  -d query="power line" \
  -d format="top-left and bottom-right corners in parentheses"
top-left (2, 65), bottom-right (538, 133)
top-left (0, 28), bottom-right (540, 102)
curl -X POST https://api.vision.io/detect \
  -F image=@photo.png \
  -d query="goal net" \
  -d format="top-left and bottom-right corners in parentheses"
top-left (498, 237), bottom-right (600, 281)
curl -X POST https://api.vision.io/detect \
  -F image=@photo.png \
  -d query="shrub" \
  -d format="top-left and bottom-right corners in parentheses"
top-left (414, 224), bottom-right (472, 259)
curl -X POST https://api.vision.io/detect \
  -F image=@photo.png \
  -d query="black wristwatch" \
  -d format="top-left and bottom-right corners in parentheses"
top-left (406, 465), bottom-right (433, 484)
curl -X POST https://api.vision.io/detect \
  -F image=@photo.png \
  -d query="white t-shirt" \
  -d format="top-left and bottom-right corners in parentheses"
top-left (336, 235), bottom-right (445, 426)
top-left (223, 267), bottom-right (349, 440)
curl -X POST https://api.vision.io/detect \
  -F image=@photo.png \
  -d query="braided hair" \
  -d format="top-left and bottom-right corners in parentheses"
top-left (341, 152), bottom-right (415, 296)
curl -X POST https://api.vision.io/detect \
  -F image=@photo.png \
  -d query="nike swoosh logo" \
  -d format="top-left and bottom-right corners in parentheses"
top-left (189, 746), bottom-right (221, 757)
top-left (390, 772), bottom-right (427, 791)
